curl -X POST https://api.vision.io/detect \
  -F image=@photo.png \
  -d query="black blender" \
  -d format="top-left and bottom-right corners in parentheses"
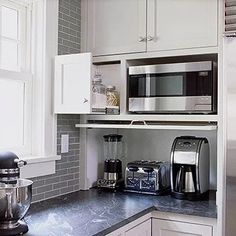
top-left (97, 134), bottom-right (124, 190)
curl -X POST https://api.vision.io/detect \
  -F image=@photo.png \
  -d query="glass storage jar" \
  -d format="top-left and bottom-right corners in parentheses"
top-left (92, 73), bottom-right (106, 112)
top-left (106, 85), bottom-right (119, 107)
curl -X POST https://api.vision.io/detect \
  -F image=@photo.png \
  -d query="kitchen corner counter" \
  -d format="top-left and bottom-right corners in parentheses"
top-left (24, 189), bottom-right (217, 236)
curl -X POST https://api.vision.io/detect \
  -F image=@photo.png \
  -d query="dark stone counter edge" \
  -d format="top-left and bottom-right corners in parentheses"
top-left (94, 207), bottom-right (155, 236)
top-left (94, 205), bottom-right (217, 236)
top-left (155, 206), bottom-right (217, 218)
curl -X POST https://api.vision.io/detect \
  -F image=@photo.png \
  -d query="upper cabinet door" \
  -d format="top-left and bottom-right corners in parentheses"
top-left (87, 0), bottom-right (147, 56)
top-left (54, 53), bottom-right (92, 114)
top-left (147, 0), bottom-right (218, 52)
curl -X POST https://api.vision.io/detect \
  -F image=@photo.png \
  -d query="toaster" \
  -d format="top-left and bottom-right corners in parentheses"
top-left (124, 160), bottom-right (170, 195)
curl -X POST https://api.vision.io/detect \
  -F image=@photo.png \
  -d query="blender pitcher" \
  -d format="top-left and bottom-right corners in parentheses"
top-left (103, 134), bottom-right (123, 181)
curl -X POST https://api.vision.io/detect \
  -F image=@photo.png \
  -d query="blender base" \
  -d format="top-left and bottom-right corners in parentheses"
top-left (0, 220), bottom-right (28, 236)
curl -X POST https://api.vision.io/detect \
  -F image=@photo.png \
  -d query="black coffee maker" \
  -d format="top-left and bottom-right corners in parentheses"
top-left (97, 134), bottom-right (123, 189)
top-left (170, 136), bottom-right (210, 200)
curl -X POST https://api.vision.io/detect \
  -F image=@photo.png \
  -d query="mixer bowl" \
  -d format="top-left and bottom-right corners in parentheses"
top-left (0, 179), bottom-right (32, 225)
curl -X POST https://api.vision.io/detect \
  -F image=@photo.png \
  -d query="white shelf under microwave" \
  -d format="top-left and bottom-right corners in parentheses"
top-left (75, 122), bottom-right (217, 131)
top-left (86, 114), bottom-right (219, 122)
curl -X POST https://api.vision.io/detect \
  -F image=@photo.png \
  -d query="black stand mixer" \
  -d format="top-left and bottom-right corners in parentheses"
top-left (0, 151), bottom-right (33, 235)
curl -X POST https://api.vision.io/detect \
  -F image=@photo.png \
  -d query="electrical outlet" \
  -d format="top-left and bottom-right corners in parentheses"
top-left (61, 134), bottom-right (69, 153)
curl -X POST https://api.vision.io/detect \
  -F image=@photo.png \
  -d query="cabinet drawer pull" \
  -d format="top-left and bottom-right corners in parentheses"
top-left (138, 36), bottom-right (146, 42)
top-left (130, 120), bottom-right (147, 126)
top-left (147, 35), bottom-right (154, 41)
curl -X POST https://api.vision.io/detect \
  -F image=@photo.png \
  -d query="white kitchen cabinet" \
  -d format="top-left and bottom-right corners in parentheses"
top-left (54, 53), bottom-right (92, 114)
top-left (106, 216), bottom-right (152, 236)
top-left (106, 213), bottom-right (216, 236)
top-left (125, 219), bottom-right (151, 236)
top-left (54, 53), bottom-right (122, 114)
top-left (147, 0), bottom-right (218, 52)
top-left (87, 0), bottom-right (146, 56)
top-left (152, 218), bottom-right (213, 236)
top-left (84, 0), bottom-right (218, 56)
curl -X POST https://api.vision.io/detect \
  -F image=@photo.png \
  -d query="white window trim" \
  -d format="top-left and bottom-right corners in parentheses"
top-left (0, 0), bottom-right (33, 155)
top-left (0, 0), bottom-right (28, 71)
top-left (20, 0), bottom-right (61, 178)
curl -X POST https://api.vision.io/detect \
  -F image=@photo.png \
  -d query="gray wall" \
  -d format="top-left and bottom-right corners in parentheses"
top-left (31, 0), bottom-right (81, 203)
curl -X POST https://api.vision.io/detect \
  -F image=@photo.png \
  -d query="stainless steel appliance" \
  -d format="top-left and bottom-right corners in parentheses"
top-left (97, 134), bottom-right (123, 189)
top-left (170, 136), bottom-right (209, 200)
top-left (0, 151), bottom-right (33, 236)
top-left (225, 36), bottom-right (236, 236)
top-left (124, 160), bottom-right (170, 195)
top-left (128, 61), bottom-right (217, 113)
top-left (97, 159), bottom-right (123, 189)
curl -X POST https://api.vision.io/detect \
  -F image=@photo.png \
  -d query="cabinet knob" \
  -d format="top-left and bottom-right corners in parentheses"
top-left (138, 36), bottom-right (146, 42)
top-left (147, 35), bottom-right (154, 41)
top-left (83, 98), bottom-right (88, 103)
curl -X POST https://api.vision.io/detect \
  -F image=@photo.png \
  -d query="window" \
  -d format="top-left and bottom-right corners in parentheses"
top-left (0, 0), bottom-right (28, 71)
top-left (0, 0), bottom-right (32, 156)
top-left (0, 0), bottom-right (60, 178)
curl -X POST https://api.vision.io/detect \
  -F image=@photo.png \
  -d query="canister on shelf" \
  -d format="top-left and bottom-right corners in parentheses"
top-left (106, 85), bottom-right (120, 114)
top-left (106, 85), bottom-right (119, 106)
top-left (92, 70), bottom-right (106, 113)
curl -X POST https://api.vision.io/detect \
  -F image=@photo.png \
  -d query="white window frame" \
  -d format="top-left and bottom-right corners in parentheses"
top-left (0, 0), bottom-right (61, 178)
top-left (0, 0), bottom-right (29, 71)
top-left (0, 0), bottom-right (32, 155)
top-left (22, 0), bottom-right (61, 178)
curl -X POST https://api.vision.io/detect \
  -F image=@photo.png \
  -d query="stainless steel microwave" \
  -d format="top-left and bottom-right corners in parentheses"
top-left (128, 61), bottom-right (217, 114)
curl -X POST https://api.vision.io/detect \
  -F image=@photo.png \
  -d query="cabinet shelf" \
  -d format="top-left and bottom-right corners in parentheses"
top-left (86, 114), bottom-right (219, 123)
top-left (75, 123), bottom-right (217, 131)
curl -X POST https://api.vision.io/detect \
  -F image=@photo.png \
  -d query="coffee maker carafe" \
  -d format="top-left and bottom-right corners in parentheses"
top-left (170, 136), bottom-right (209, 200)
top-left (97, 134), bottom-right (124, 189)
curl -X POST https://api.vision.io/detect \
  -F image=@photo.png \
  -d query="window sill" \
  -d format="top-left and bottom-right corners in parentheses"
top-left (20, 155), bottom-right (61, 179)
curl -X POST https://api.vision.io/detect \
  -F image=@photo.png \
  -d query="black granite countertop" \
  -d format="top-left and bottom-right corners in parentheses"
top-left (24, 189), bottom-right (217, 236)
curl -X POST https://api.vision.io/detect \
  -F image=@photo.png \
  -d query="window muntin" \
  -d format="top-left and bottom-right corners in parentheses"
top-left (0, 0), bottom-right (32, 156)
top-left (0, 0), bottom-right (27, 72)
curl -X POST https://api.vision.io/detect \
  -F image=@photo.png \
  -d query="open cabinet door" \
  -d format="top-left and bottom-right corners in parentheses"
top-left (54, 53), bottom-right (92, 114)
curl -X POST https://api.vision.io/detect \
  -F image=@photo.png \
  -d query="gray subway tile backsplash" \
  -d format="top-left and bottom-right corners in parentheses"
top-left (44, 189), bottom-right (61, 199)
top-left (32, 194), bottom-right (45, 203)
top-left (60, 186), bottom-right (74, 194)
top-left (44, 177), bottom-right (60, 185)
top-left (31, 0), bottom-right (81, 203)
top-left (37, 185), bottom-right (53, 194)
top-left (60, 173), bottom-right (74, 182)
top-left (32, 180), bottom-right (45, 188)
top-left (53, 181), bottom-right (68, 190)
